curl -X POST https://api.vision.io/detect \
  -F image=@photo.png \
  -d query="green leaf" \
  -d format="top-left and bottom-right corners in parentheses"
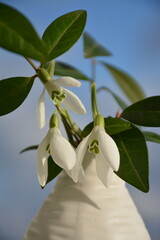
top-left (101, 61), bottom-right (145, 103)
top-left (0, 76), bottom-right (34, 116)
top-left (45, 156), bottom-right (62, 186)
top-left (112, 127), bottom-right (149, 192)
top-left (20, 145), bottom-right (38, 154)
top-left (42, 10), bottom-right (87, 61)
top-left (143, 131), bottom-right (160, 144)
top-left (82, 122), bottom-right (93, 137)
top-left (105, 117), bottom-right (132, 135)
top-left (97, 86), bottom-right (128, 110)
top-left (54, 61), bottom-right (91, 81)
top-left (0, 3), bottom-right (47, 62)
top-left (82, 117), bottom-right (132, 137)
top-left (121, 96), bottom-right (160, 127)
top-left (83, 32), bottom-right (112, 58)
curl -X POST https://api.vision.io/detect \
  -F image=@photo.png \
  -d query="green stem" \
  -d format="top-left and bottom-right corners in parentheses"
top-left (91, 58), bottom-right (96, 82)
top-left (61, 118), bottom-right (74, 144)
top-left (64, 110), bottom-right (82, 138)
top-left (25, 59), bottom-right (81, 144)
top-left (91, 81), bottom-right (99, 119)
top-left (55, 104), bottom-right (81, 143)
top-left (90, 58), bottom-right (99, 119)
top-left (25, 57), bottom-right (37, 71)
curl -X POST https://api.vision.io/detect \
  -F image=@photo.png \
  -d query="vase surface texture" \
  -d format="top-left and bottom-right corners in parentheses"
top-left (24, 154), bottom-right (151, 240)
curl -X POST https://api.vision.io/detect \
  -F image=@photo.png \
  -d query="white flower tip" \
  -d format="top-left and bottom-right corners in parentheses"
top-left (66, 77), bottom-right (81, 87)
top-left (37, 140), bottom-right (48, 188)
top-left (112, 149), bottom-right (120, 172)
top-left (50, 129), bottom-right (77, 171)
top-left (37, 165), bottom-right (48, 187)
top-left (38, 178), bottom-right (46, 187)
top-left (99, 129), bottom-right (120, 171)
top-left (62, 88), bottom-right (86, 115)
top-left (37, 89), bottom-right (46, 129)
top-left (56, 77), bottom-right (81, 87)
top-left (79, 104), bottom-right (86, 115)
top-left (65, 156), bottom-right (77, 171)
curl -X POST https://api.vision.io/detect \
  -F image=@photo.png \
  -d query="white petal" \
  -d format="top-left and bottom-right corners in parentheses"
top-left (50, 128), bottom-right (76, 171)
top-left (71, 134), bottom-right (91, 182)
top-left (45, 80), bottom-right (61, 96)
top-left (77, 166), bottom-right (85, 183)
top-left (36, 131), bottom-right (50, 186)
top-left (98, 127), bottom-right (120, 171)
top-left (66, 166), bottom-right (85, 183)
top-left (87, 125), bottom-right (99, 144)
top-left (63, 88), bottom-right (86, 114)
top-left (37, 88), bottom-right (46, 129)
top-left (95, 153), bottom-right (114, 187)
top-left (54, 77), bottom-right (81, 87)
top-left (36, 156), bottom-right (48, 187)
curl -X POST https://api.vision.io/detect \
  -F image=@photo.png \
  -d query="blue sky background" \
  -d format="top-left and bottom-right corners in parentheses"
top-left (0, 0), bottom-right (160, 239)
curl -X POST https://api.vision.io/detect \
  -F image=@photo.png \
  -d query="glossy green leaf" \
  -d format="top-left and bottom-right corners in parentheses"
top-left (45, 156), bottom-right (62, 186)
top-left (112, 127), bottom-right (149, 192)
top-left (101, 61), bottom-right (145, 103)
top-left (0, 3), bottom-right (47, 62)
top-left (20, 145), bottom-right (38, 154)
top-left (105, 117), bottom-right (132, 135)
top-left (143, 131), bottom-right (160, 144)
top-left (42, 10), bottom-right (87, 61)
top-left (0, 76), bottom-right (34, 116)
top-left (121, 96), bottom-right (160, 127)
top-left (83, 32), bottom-right (112, 58)
top-left (82, 117), bottom-right (132, 137)
top-left (54, 61), bottom-right (91, 81)
top-left (97, 86), bottom-right (128, 110)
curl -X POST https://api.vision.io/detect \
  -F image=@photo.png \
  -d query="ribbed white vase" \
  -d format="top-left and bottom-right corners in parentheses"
top-left (24, 154), bottom-right (151, 240)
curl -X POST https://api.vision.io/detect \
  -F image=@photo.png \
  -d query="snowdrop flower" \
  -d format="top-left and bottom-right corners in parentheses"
top-left (37, 68), bottom-right (86, 128)
top-left (71, 114), bottom-right (120, 187)
top-left (37, 113), bottom-right (76, 187)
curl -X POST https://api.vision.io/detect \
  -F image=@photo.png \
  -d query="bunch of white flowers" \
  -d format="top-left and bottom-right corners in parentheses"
top-left (23, 63), bottom-right (150, 240)
top-left (36, 68), bottom-right (120, 188)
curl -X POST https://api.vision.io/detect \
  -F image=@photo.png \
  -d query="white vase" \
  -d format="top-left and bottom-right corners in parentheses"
top-left (24, 153), bottom-right (151, 240)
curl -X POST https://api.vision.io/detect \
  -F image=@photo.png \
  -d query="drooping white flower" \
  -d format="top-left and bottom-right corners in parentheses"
top-left (37, 68), bottom-right (86, 129)
top-left (37, 120), bottom-right (76, 187)
top-left (71, 125), bottom-right (120, 187)
top-left (45, 76), bottom-right (86, 115)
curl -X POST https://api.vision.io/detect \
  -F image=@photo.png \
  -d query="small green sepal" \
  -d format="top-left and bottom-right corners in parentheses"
top-left (37, 68), bottom-right (52, 84)
top-left (49, 112), bottom-right (59, 129)
top-left (94, 113), bottom-right (104, 128)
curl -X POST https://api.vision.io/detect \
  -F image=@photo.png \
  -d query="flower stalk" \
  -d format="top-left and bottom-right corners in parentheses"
top-left (64, 109), bottom-right (82, 138)
top-left (24, 57), bottom-right (37, 71)
top-left (91, 81), bottom-right (99, 119)
top-left (55, 104), bottom-right (81, 144)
